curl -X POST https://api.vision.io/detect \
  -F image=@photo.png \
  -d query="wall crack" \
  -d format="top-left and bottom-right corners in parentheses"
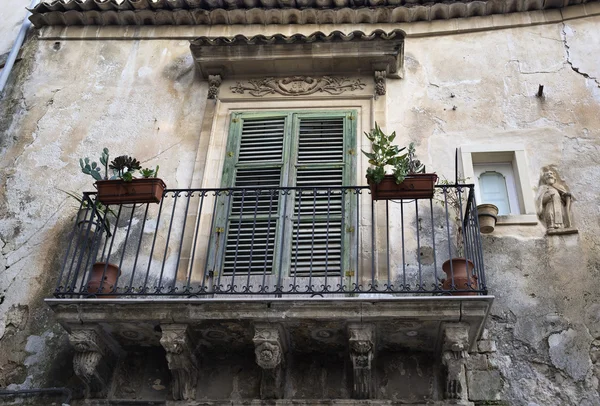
top-left (561, 23), bottom-right (600, 88)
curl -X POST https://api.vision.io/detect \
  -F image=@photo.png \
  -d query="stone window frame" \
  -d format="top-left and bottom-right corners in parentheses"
top-left (460, 145), bottom-right (538, 226)
top-left (187, 94), bottom-right (380, 281)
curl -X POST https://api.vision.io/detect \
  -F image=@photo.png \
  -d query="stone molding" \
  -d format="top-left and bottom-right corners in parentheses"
top-left (68, 326), bottom-right (121, 397)
top-left (348, 324), bottom-right (375, 399)
top-left (230, 76), bottom-right (366, 97)
top-left (160, 324), bottom-right (200, 401)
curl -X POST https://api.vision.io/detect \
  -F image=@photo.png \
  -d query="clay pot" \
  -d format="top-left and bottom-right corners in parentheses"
top-left (87, 262), bottom-right (120, 297)
top-left (477, 204), bottom-right (499, 234)
top-left (441, 258), bottom-right (478, 296)
top-left (95, 178), bottom-right (166, 205)
top-left (368, 173), bottom-right (438, 200)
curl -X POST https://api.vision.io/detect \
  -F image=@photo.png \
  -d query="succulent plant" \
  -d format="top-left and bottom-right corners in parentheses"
top-left (139, 165), bottom-right (159, 179)
top-left (80, 148), bottom-right (159, 183)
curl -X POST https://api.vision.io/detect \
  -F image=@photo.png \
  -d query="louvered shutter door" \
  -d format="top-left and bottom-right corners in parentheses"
top-left (223, 117), bottom-right (285, 275)
top-left (291, 117), bottom-right (347, 277)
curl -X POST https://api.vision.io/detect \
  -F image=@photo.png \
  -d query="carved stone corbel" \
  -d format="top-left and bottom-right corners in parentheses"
top-left (207, 74), bottom-right (222, 99)
top-left (253, 324), bottom-right (286, 399)
top-left (68, 326), bottom-right (121, 397)
top-left (348, 324), bottom-right (375, 399)
top-left (160, 324), bottom-right (199, 401)
top-left (374, 71), bottom-right (386, 96)
top-left (442, 323), bottom-right (470, 401)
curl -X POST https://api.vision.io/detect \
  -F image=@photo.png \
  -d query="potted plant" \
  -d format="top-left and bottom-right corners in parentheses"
top-left (435, 178), bottom-right (478, 296)
top-left (80, 147), bottom-right (166, 205)
top-left (362, 123), bottom-right (437, 200)
top-left (476, 203), bottom-right (499, 234)
top-left (86, 262), bottom-right (120, 298)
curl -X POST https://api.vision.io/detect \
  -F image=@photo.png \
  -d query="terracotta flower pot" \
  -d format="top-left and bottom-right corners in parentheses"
top-left (368, 173), bottom-right (438, 200)
top-left (95, 178), bottom-right (166, 205)
top-left (87, 262), bottom-right (120, 297)
top-left (477, 204), bottom-right (499, 234)
top-left (441, 258), bottom-right (478, 296)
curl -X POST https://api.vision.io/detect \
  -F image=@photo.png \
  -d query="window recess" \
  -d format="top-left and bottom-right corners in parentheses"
top-left (211, 111), bottom-right (357, 279)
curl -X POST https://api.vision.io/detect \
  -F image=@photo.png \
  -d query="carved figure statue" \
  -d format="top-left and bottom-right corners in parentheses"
top-left (535, 166), bottom-right (575, 232)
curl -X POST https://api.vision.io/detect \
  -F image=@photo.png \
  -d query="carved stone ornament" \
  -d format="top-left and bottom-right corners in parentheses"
top-left (253, 325), bottom-right (284, 369)
top-left (207, 74), bottom-right (222, 99)
top-left (535, 165), bottom-right (578, 235)
top-left (230, 76), bottom-right (366, 97)
top-left (68, 327), bottom-right (121, 397)
top-left (442, 323), bottom-right (470, 401)
top-left (348, 324), bottom-right (374, 399)
top-left (253, 324), bottom-right (286, 399)
top-left (374, 71), bottom-right (386, 96)
top-left (160, 324), bottom-right (199, 401)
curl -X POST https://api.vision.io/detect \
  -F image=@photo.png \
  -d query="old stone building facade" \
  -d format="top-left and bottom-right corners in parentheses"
top-left (1, 0), bottom-right (600, 405)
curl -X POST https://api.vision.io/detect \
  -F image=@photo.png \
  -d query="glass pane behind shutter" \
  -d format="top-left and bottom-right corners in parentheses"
top-left (479, 171), bottom-right (511, 215)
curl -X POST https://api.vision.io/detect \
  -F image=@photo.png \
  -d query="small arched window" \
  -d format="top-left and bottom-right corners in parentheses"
top-left (474, 163), bottom-right (521, 216)
top-left (478, 171), bottom-right (510, 215)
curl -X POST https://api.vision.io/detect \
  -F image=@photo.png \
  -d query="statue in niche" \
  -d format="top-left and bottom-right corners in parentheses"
top-left (535, 166), bottom-right (577, 235)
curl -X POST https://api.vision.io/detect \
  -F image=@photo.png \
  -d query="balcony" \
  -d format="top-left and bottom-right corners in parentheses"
top-left (47, 185), bottom-right (493, 402)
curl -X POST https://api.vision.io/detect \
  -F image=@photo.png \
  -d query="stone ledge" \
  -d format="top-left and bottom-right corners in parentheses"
top-left (72, 400), bottom-right (475, 406)
top-left (46, 296), bottom-right (494, 352)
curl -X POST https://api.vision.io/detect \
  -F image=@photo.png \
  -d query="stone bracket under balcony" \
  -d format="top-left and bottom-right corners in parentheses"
top-left (47, 296), bottom-right (493, 402)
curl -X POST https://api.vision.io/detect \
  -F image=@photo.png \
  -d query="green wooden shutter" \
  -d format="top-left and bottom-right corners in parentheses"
top-left (218, 111), bottom-right (356, 279)
top-left (222, 115), bottom-right (288, 275)
top-left (289, 114), bottom-right (355, 277)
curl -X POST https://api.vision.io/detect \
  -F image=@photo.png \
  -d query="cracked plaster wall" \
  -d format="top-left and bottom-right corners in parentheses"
top-left (0, 10), bottom-right (599, 406)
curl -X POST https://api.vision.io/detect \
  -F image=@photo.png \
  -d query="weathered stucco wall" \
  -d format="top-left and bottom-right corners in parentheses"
top-left (0, 35), bottom-right (207, 392)
top-left (0, 10), bottom-right (599, 405)
top-left (386, 16), bottom-right (600, 405)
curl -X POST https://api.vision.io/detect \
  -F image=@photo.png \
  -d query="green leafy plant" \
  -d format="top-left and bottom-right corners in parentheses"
top-left (60, 189), bottom-right (116, 229)
top-left (139, 165), bottom-right (159, 179)
top-left (362, 123), bottom-right (425, 184)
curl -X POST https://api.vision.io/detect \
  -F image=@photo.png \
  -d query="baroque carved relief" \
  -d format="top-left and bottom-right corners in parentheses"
top-left (160, 324), bottom-right (199, 401)
top-left (230, 76), bottom-right (366, 97)
top-left (348, 324), bottom-right (374, 399)
top-left (535, 165), bottom-right (577, 235)
top-left (253, 324), bottom-right (286, 399)
top-left (442, 323), bottom-right (470, 401)
top-left (68, 327), bottom-right (121, 397)
top-left (207, 74), bottom-right (222, 99)
top-left (374, 71), bottom-right (386, 96)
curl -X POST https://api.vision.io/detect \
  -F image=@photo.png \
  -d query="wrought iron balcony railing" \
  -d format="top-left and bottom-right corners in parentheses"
top-left (55, 185), bottom-right (487, 298)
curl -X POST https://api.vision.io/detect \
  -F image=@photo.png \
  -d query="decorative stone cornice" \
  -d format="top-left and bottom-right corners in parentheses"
top-left (190, 30), bottom-right (405, 80)
top-left (29, 0), bottom-right (599, 27)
